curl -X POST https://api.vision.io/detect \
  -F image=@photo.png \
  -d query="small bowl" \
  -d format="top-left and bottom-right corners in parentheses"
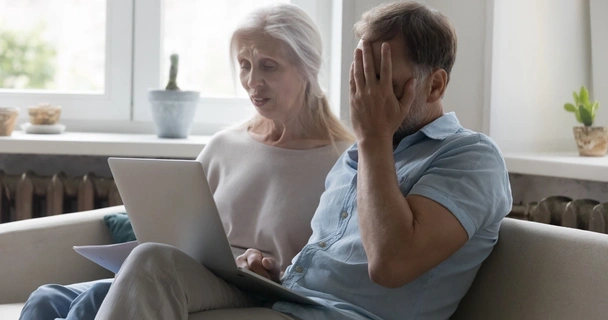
top-left (28, 104), bottom-right (62, 125)
top-left (0, 107), bottom-right (20, 136)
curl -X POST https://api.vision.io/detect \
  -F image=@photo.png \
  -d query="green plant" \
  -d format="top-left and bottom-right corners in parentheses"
top-left (0, 24), bottom-right (56, 89)
top-left (165, 53), bottom-right (180, 91)
top-left (564, 86), bottom-right (600, 127)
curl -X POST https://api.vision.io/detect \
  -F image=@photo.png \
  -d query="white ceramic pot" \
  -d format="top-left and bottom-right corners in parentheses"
top-left (148, 90), bottom-right (199, 139)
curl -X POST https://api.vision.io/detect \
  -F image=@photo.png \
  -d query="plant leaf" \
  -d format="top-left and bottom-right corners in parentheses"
top-left (564, 103), bottom-right (577, 112)
top-left (584, 99), bottom-right (593, 109)
top-left (579, 104), bottom-right (593, 126)
top-left (575, 110), bottom-right (582, 123)
top-left (591, 101), bottom-right (599, 118)
top-left (573, 91), bottom-right (580, 105)
top-left (580, 86), bottom-right (589, 103)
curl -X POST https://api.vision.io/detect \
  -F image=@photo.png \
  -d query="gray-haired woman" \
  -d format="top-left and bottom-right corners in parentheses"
top-left (19, 3), bottom-right (352, 320)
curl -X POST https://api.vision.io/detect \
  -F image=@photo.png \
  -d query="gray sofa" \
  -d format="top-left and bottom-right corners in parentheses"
top-left (1, 206), bottom-right (608, 319)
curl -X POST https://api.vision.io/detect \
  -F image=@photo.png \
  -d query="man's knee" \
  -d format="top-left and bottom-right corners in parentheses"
top-left (122, 242), bottom-right (177, 273)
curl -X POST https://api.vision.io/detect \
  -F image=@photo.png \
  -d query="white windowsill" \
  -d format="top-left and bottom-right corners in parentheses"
top-left (504, 152), bottom-right (608, 182)
top-left (0, 131), bottom-right (211, 158)
top-left (4, 133), bottom-right (606, 182)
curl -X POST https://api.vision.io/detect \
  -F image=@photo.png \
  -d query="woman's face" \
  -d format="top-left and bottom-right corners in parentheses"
top-left (237, 34), bottom-right (307, 122)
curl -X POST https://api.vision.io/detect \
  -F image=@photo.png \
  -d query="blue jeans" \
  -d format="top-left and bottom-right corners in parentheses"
top-left (19, 278), bottom-right (113, 320)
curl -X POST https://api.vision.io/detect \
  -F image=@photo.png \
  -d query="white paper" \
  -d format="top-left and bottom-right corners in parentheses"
top-left (73, 241), bottom-right (139, 273)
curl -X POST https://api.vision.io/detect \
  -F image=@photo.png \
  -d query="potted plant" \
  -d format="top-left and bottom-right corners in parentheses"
top-left (0, 107), bottom-right (19, 136)
top-left (564, 86), bottom-right (606, 156)
top-left (148, 54), bottom-right (200, 139)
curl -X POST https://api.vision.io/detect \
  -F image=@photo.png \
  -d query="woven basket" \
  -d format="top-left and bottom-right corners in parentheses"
top-left (0, 107), bottom-right (20, 136)
top-left (28, 104), bottom-right (62, 125)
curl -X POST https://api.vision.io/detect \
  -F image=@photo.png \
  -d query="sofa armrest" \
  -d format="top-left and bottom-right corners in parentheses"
top-left (0, 206), bottom-right (125, 303)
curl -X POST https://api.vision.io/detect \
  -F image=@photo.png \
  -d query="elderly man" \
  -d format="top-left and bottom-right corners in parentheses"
top-left (269, 2), bottom-right (512, 319)
top-left (95, 2), bottom-right (512, 320)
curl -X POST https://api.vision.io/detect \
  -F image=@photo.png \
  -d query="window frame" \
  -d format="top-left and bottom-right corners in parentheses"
top-left (0, 0), bottom-right (133, 122)
top-left (131, 0), bottom-right (333, 129)
top-left (0, 0), bottom-right (336, 133)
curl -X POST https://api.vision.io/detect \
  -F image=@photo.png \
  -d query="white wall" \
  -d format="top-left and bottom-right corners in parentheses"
top-left (590, 0), bottom-right (608, 114)
top-left (490, 0), bottom-right (593, 152)
top-left (425, 0), bottom-right (489, 133)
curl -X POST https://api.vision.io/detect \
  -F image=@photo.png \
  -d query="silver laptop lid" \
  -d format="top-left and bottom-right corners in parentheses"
top-left (108, 158), bottom-right (237, 274)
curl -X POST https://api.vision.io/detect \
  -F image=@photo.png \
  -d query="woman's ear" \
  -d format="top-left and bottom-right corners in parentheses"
top-left (426, 69), bottom-right (448, 103)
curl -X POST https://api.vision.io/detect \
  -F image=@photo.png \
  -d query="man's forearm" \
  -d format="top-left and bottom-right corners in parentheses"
top-left (357, 138), bottom-right (415, 286)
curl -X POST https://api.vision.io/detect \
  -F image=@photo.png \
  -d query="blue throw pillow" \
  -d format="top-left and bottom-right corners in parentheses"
top-left (103, 213), bottom-right (137, 244)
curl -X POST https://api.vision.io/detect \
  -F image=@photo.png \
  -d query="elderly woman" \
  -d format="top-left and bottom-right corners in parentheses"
top-left (19, 3), bottom-right (352, 320)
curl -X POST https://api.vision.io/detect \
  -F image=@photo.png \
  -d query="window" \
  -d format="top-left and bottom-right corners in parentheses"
top-left (162, 0), bottom-right (290, 98)
top-left (0, 0), bottom-right (331, 132)
top-left (0, 0), bottom-right (105, 92)
top-left (0, 0), bottom-right (132, 121)
top-left (132, 0), bottom-right (331, 131)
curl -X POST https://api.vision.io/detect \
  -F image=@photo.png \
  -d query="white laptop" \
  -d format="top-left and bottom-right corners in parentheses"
top-left (107, 157), bottom-right (320, 306)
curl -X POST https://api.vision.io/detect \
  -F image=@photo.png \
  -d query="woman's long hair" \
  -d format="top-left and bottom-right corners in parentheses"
top-left (230, 3), bottom-right (354, 145)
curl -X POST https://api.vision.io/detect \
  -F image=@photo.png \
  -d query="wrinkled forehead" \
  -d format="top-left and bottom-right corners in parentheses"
top-left (235, 33), bottom-right (289, 60)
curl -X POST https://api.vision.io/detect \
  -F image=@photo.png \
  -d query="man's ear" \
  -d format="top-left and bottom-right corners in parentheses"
top-left (426, 69), bottom-right (448, 103)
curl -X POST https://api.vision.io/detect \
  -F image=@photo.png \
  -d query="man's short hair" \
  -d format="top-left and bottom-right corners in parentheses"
top-left (354, 1), bottom-right (457, 81)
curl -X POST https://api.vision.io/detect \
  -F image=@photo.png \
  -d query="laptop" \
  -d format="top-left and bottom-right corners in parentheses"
top-left (107, 157), bottom-right (320, 306)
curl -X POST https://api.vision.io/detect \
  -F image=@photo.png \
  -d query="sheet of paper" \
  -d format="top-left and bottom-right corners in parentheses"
top-left (73, 241), bottom-right (139, 273)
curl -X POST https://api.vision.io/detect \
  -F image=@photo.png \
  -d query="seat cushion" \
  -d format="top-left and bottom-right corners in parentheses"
top-left (0, 303), bottom-right (24, 319)
top-left (189, 307), bottom-right (294, 320)
top-left (2, 304), bottom-right (292, 320)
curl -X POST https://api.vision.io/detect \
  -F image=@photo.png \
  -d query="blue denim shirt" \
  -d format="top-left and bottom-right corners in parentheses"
top-left (273, 112), bottom-right (512, 320)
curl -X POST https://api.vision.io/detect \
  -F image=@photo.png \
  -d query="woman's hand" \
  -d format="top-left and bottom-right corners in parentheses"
top-left (236, 248), bottom-right (281, 283)
top-left (349, 40), bottom-right (417, 142)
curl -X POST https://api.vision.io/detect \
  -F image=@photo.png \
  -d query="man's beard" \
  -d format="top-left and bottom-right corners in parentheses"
top-left (393, 98), bottom-right (427, 146)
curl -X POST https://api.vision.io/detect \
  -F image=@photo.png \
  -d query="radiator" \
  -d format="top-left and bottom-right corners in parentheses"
top-left (509, 198), bottom-right (608, 234)
top-left (0, 171), bottom-right (122, 223)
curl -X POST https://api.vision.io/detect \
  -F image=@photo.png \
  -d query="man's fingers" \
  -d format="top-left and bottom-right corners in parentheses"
top-left (235, 254), bottom-right (247, 269)
top-left (361, 40), bottom-right (376, 85)
top-left (246, 251), bottom-right (271, 280)
top-left (245, 250), bottom-right (270, 279)
top-left (262, 257), bottom-right (281, 282)
top-left (262, 258), bottom-right (280, 273)
top-left (353, 49), bottom-right (365, 89)
top-left (380, 42), bottom-right (392, 87)
top-left (349, 62), bottom-right (356, 95)
top-left (399, 78), bottom-right (417, 109)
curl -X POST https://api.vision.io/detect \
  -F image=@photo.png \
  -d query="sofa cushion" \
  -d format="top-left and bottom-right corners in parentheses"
top-left (452, 218), bottom-right (608, 320)
top-left (103, 213), bottom-right (136, 244)
top-left (188, 308), bottom-right (294, 319)
top-left (0, 207), bottom-right (118, 304)
top-left (0, 304), bottom-right (294, 320)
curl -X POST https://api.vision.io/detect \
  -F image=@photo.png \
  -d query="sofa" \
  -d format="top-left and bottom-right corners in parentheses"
top-left (1, 206), bottom-right (608, 320)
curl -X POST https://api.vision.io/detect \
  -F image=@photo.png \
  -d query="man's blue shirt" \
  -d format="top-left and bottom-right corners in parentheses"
top-left (273, 112), bottom-right (513, 320)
